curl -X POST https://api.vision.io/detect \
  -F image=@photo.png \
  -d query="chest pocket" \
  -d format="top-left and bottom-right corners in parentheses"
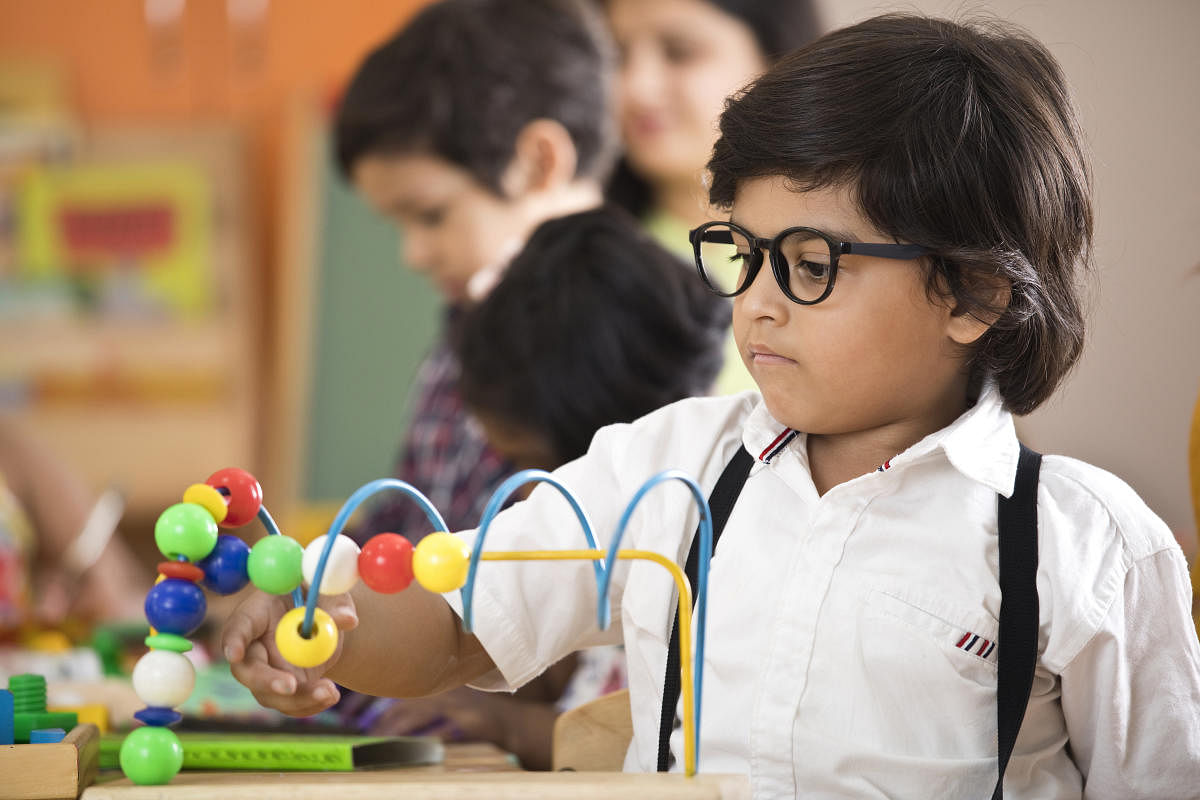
top-left (852, 588), bottom-right (1001, 758)
top-left (865, 589), bottom-right (999, 676)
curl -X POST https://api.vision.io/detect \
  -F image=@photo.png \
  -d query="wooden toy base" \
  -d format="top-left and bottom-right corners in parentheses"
top-left (1, 723), bottom-right (100, 800)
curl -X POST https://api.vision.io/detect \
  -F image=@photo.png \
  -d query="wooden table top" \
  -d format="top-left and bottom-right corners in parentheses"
top-left (81, 742), bottom-right (751, 799)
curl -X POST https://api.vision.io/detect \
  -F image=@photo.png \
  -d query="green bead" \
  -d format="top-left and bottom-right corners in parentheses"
top-left (247, 535), bottom-right (304, 595)
top-left (144, 632), bottom-right (193, 653)
top-left (119, 726), bottom-right (184, 785)
top-left (155, 503), bottom-right (219, 561)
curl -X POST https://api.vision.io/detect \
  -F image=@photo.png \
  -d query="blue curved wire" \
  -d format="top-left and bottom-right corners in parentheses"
top-left (257, 505), bottom-right (303, 610)
top-left (298, 467), bottom-right (716, 771)
top-left (460, 470), bottom-right (601, 633)
top-left (303, 479), bottom-right (447, 636)
top-left (595, 470), bottom-right (712, 759)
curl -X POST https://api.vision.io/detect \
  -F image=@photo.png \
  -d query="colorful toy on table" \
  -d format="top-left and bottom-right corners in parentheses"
top-left (118, 467), bottom-right (258, 785)
top-left (124, 467), bottom-right (719, 785)
top-left (3, 673), bottom-right (77, 743)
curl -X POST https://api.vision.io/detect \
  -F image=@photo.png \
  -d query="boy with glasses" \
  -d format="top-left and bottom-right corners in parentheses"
top-left (226, 14), bottom-right (1200, 797)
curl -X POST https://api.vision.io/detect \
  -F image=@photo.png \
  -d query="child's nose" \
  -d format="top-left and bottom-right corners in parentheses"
top-left (738, 257), bottom-right (787, 320)
top-left (401, 233), bottom-right (434, 275)
top-left (620, 47), bottom-right (666, 108)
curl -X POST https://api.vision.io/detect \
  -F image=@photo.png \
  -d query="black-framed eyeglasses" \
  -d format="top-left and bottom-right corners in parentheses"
top-left (689, 221), bottom-right (930, 305)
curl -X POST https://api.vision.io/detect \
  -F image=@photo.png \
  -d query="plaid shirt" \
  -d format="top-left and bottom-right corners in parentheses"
top-left (354, 326), bottom-right (513, 544)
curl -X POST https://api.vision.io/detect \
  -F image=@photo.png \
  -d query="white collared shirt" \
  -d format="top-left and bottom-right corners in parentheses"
top-left (445, 385), bottom-right (1200, 798)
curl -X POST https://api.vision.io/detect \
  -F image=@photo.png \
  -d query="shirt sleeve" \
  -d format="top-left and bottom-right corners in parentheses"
top-left (1060, 547), bottom-right (1200, 797)
top-left (441, 422), bottom-right (637, 693)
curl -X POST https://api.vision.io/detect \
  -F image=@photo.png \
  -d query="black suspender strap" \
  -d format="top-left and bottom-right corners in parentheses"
top-left (655, 441), bottom-right (1042, 800)
top-left (992, 443), bottom-right (1042, 799)
top-left (657, 445), bottom-right (754, 772)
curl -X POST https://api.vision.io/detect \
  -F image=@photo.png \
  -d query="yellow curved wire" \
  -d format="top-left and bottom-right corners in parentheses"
top-left (480, 548), bottom-right (696, 776)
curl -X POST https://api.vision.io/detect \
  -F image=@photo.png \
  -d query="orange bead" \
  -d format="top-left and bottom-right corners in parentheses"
top-left (156, 561), bottom-right (204, 582)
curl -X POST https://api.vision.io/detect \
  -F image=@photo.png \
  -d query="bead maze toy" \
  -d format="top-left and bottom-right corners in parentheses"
top-left (122, 466), bottom-right (717, 785)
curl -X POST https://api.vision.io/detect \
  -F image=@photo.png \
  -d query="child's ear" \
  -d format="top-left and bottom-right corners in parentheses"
top-left (501, 118), bottom-right (579, 198)
top-left (945, 275), bottom-right (1012, 346)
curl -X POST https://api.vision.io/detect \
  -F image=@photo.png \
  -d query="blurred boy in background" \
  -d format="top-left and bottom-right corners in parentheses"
top-left (334, 0), bottom-right (617, 542)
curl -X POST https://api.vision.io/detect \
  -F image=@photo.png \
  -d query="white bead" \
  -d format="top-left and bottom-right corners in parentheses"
top-left (132, 649), bottom-right (195, 708)
top-left (302, 534), bottom-right (361, 595)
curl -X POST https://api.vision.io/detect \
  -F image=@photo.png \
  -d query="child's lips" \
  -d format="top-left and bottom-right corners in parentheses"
top-left (625, 112), bottom-right (667, 139)
top-left (749, 345), bottom-right (795, 365)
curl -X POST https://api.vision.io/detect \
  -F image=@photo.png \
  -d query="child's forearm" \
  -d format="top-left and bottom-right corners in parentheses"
top-left (328, 581), bottom-right (495, 698)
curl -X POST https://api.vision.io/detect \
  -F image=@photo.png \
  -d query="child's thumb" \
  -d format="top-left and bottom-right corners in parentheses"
top-left (324, 593), bottom-right (359, 630)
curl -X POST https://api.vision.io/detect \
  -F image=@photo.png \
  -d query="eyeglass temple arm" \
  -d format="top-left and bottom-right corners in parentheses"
top-left (841, 242), bottom-right (929, 260)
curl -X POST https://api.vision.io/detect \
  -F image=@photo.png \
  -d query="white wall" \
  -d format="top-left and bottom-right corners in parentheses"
top-left (818, 0), bottom-right (1200, 546)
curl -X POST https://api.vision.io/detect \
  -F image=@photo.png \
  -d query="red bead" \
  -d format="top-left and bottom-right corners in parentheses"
top-left (204, 468), bottom-right (263, 528)
top-left (357, 533), bottom-right (414, 594)
top-left (156, 561), bottom-right (204, 582)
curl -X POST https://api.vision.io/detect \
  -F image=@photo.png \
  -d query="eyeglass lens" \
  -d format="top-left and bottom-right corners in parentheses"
top-left (698, 224), bottom-right (833, 302)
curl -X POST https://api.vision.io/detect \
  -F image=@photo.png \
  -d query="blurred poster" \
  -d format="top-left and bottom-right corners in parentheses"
top-left (13, 161), bottom-right (214, 320)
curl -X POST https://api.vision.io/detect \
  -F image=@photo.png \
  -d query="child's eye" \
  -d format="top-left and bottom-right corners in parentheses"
top-left (660, 35), bottom-right (702, 65)
top-left (414, 207), bottom-right (446, 227)
top-left (793, 259), bottom-right (830, 282)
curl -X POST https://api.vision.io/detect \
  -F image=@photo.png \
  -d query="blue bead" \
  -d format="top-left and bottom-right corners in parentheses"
top-left (197, 534), bottom-right (251, 595)
top-left (144, 578), bottom-right (207, 636)
top-left (30, 727), bottom-right (67, 743)
top-left (133, 706), bottom-right (183, 727)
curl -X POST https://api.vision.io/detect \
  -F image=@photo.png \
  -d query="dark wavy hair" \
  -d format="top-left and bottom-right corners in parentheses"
top-left (335, 0), bottom-right (618, 193)
top-left (708, 14), bottom-right (1093, 414)
top-left (456, 207), bottom-right (729, 464)
top-left (605, 0), bottom-right (821, 217)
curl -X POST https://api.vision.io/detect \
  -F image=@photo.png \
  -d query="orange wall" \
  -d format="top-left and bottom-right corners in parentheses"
top-left (0, 0), bottom-right (428, 271)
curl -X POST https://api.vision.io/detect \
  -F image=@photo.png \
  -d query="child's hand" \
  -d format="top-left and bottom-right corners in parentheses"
top-left (222, 590), bottom-right (358, 717)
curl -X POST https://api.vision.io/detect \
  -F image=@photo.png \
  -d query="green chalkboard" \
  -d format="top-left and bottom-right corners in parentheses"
top-left (303, 136), bottom-right (442, 502)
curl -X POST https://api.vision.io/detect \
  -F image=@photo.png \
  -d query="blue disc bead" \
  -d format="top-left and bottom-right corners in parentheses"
top-left (144, 577), bottom-right (207, 637)
top-left (133, 706), bottom-right (183, 727)
top-left (197, 534), bottom-right (251, 595)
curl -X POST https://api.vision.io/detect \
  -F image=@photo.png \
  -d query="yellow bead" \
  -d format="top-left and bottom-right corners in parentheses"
top-left (183, 483), bottom-right (228, 524)
top-left (274, 606), bottom-right (338, 668)
top-left (412, 532), bottom-right (470, 594)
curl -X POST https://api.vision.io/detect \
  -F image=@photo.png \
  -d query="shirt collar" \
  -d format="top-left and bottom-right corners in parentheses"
top-left (740, 380), bottom-right (1020, 496)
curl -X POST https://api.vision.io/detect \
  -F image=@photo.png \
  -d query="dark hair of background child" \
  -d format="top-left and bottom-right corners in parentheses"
top-left (455, 206), bottom-right (729, 464)
top-left (708, 13), bottom-right (1092, 415)
top-left (604, 0), bottom-right (821, 218)
top-left (335, 0), bottom-right (619, 191)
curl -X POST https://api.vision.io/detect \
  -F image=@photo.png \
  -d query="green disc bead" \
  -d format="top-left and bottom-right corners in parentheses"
top-left (144, 632), bottom-right (193, 653)
top-left (247, 535), bottom-right (304, 595)
top-left (154, 503), bottom-right (218, 561)
top-left (119, 725), bottom-right (184, 785)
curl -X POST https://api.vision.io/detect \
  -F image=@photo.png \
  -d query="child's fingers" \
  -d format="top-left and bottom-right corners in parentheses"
top-left (222, 599), bottom-right (272, 663)
top-left (321, 593), bottom-right (359, 631)
top-left (230, 640), bottom-right (298, 697)
top-left (270, 679), bottom-right (341, 718)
